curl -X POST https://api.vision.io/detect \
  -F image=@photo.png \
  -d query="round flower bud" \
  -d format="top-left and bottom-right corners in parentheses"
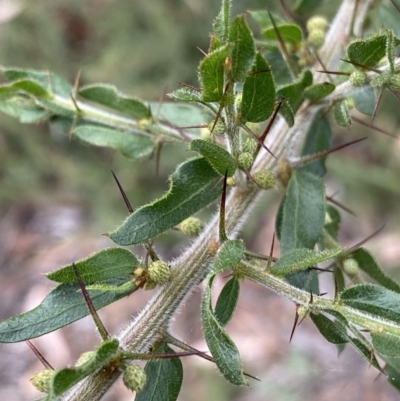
top-left (200, 126), bottom-right (212, 141)
top-left (123, 364), bottom-right (147, 392)
top-left (242, 137), bottom-right (257, 155)
top-left (30, 369), bottom-right (54, 393)
top-left (343, 258), bottom-right (359, 277)
top-left (180, 216), bottom-right (204, 237)
top-left (349, 70), bottom-right (366, 87)
top-left (75, 351), bottom-right (95, 367)
top-left (226, 177), bottom-right (236, 186)
top-left (148, 261), bottom-right (170, 284)
top-left (207, 120), bottom-right (226, 136)
top-left (237, 152), bottom-right (254, 171)
top-left (307, 29), bottom-right (325, 49)
top-left (253, 170), bottom-right (275, 190)
top-left (306, 16), bottom-right (329, 33)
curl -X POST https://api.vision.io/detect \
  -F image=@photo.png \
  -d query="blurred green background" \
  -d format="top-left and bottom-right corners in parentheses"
top-left (0, 0), bottom-right (400, 400)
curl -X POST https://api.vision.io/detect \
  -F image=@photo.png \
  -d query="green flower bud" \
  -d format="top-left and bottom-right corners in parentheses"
top-left (180, 216), bottom-right (204, 237)
top-left (253, 170), bottom-right (275, 190)
top-left (200, 126), bottom-right (212, 141)
top-left (226, 177), bottom-right (236, 186)
top-left (349, 70), bottom-right (366, 87)
top-left (148, 260), bottom-right (170, 284)
top-left (237, 152), bottom-right (254, 171)
top-left (207, 120), bottom-right (226, 136)
top-left (75, 351), bottom-right (95, 367)
top-left (123, 364), bottom-right (147, 392)
top-left (307, 29), bottom-right (326, 49)
top-left (306, 16), bottom-right (329, 32)
top-left (242, 137), bottom-right (257, 155)
top-left (343, 258), bottom-right (359, 277)
top-left (30, 369), bottom-right (54, 393)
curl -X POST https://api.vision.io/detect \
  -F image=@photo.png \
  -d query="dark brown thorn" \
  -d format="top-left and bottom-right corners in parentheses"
top-left (391, 0), bottom-right (400, 13)
top-left (309, 266), bottom-right (334, 273)
top-left (340, 58), bottom-right (380, 73)
top-left (197, 46), bottom-right (208, 57)
top-left (73, 263), bottom-right (110, 341)
top-left (309, 291), bottom-right (314, 304)
top-left (178, 81), bottom-right (202, 92)
top-left (326, 195), bottom-right (356, 216)
top-left (279, 0), bottom-right (295, 22)
top-left (346, 224), bottom-right (386, 255)
top-left (316, 70), bottom-right (351, 76)
top-left (352, 115), bottom-right (397, 139)
top-left (219, 171), bottom-right (228, 242)
top-left (241, 124), bottom-right (276, 159)
top-left (267, 232), bottom-right (276, 268)
top-left (294, 137), bottom-right (367, 167)
top-left (26, 340), bottom-right (54, 370)
top-left (161, 117), bottom-right (191, 142)
top-left (145, 239), bottom-right (158, 263)
top-left (255, 97), bottom-right (284, 157)
top-left (319, 292), bottom-right (328, 296)
top-left (210, 83), bottom-right (230, 135)
top-left (111, 171), bottom-right (134, 214)
top-left (370, 86), bottom-right (384, 126)
top-left (268, 10), bottom-right (298, 77)
top-left (179, 124), bottom-right (208, 129)
top-left (359, 329), bottom-right (371, 333)
top-left (244, 249), bottom-right (278, 263)
top-left (249, 69), bottom-right (271, 76)
top-left (155, 141), bottom-right (163, 177)
top-left (289, 305), bottom-right (300, 342)
top-left (334, 275), bottom-right (339, 299)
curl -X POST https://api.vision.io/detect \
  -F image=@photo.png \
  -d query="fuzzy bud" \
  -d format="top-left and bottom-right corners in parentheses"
top-left (200, 126), bottom-right (212, 141)
top-left (226, 177), bottom-right (236, 186)
top-left (123, 364), bottom-right (147, 392)
top-left (148, 260), bottom-right (170, 284)
top-left (180, 216), bottom-right (204, 237)
top-left (343, 258), bottom-right (359, 277)
top-left (306, 16), bottom-right (329, 32)
top-left (207, 120), bottom-right (226, 136)
top-left (253, 170), bottom-right (275, 190)
top-left (237, 152), bottom-right (254, 171)
top-left (242, 137), bottom-right (257, 155)
top-left (30, 369), bottom-right (54, 393)
top-left (349, 70), bottom-right (366, 87)
top-left (307, 29), bottom-right (325, 49)
top-left (75, 351), bottom-right (95, 367)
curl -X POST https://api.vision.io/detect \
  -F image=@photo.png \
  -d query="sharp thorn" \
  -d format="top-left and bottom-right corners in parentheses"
top-left (26, 341), bottom-right (54, 370)
top-left (289, 305), bottom-right (300, 343)
top-left (111, 171), bottom-right (134, 214)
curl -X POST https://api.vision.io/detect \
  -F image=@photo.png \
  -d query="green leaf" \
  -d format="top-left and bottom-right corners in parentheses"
top-left (214, 277), bottom-right (240, 327)
top-left (0, 98), bottom-right (49, 123)
top-left (386, 364), bottom-right (400, 390)
top-left (248, 10), bottom-right (285, 28)
top-left (349, 248), bottom-right (400, 293)
top-left (201, 240), bottom-right (245, 385)
top-left (324, 205), bottom-right (341, 241)
top-left (46, 248), bottom-right (139, 284)
top-left (74, 125), bottom-right (154, 159)
top-left (213, 0), bottom-right (231, 44)
top-left (0, 79), bottom-right (49, 97)
top-left (340, 284), bottom-right (400, 324)
top-left (240, 52), bottom-right (276, 123)
top-left (228, 15), bottom-right (256, 82)
top-left (79, 84), bottom-right (151, 119)
top-left (277, 70), bottom-right (313, 126)
top-left (199, 44), bottom-right (231, 102)
top-left (372, 332), bottom-right (400, 372)
top-left (346, 35), bottom-right (387, 68)
top-left (0, 279), bottom-right (133, 342)
top-left (270, 248), bottom-right (341, 276)
top-left (334, 99), bottom-right (352, 127)
top-left (2, 67), bottom-right (72, 98)
top-left (110, 158), bottom-right (222, 245)
top-left (303, 82), bottom-right (335, 102)
top-left (45, 339), bottom-right (119, 399)
top-left (280, 170), bottom-right (326, 254)
top-left (168, 88), bottom-right (202, 102)
top-left (309, 313), bottom-right (348, 344)
top-left (299, 110), bottom-right (332, 177)
top-left (262, 24), bottom-right (303, 44)
top-left (293, 0), bottom-right (326, 15)
top-left (189, 139), bottom-right (236, 177)
top-left (352, 86), bottom-right (376, 116)
top-left (136, 343), bottom-right (183, 401)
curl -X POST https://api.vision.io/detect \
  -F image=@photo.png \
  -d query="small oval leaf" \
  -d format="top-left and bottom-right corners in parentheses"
top-left (189, 139), bottom-right (236, 177)
top-left (110, 158), bottom-right (222, 245)
top-left (310, 313), bottom-right (348, 344)
top-left (214, 277), bottom-right (240, 327)
top-left (303, 82), bottom-right (335, 103)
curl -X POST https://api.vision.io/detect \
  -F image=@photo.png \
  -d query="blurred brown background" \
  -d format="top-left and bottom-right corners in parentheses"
top-left (0, 0), bottom-right (400, 400)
